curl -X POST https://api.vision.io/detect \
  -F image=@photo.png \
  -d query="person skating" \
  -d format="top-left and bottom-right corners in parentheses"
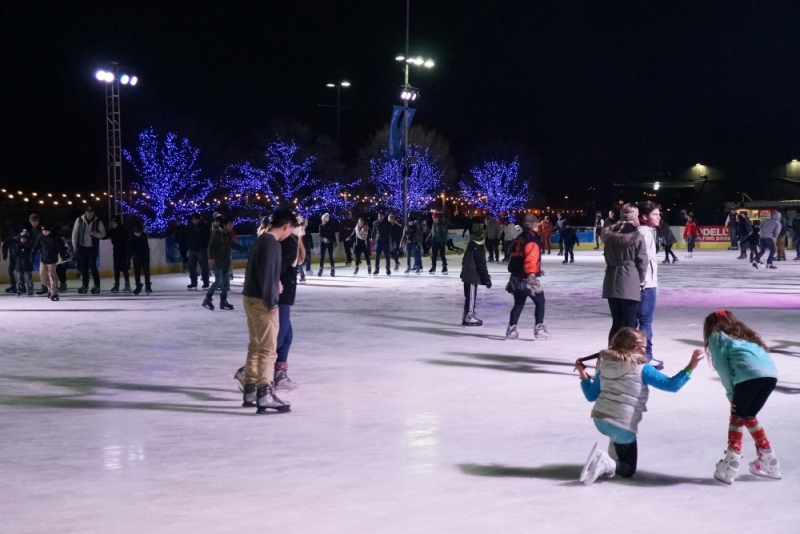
top-left (240, 209), bottom-right (298, 414)
top-left (736, 212), bottom-right (753, 258)
top-left (752, 212), bottom-right (781, 270)
top-left (776, 210), bottom-right (788, 261)
top-left (560, 220), bottom-right (579, 263)
top-left (30, 222), bottom-right (68, 301)
top-left (703, 310), bottom-right (781, 484)
top-left (501, 218), bottom-right (519, 261)
top-left (744, 220), bottom-right (761, 262)
top-left (339, 211), bottom-right (356, 266)
top-left (401, 218), bottom-right (423, 274)
top-left (602, 204), bottom-right (647, 344)
top-left (460, 223), bottom-right (491, 326)
top-left (351, 217), bottom-right (372, 275)
top-left (12, 230), bottom-right (35, 296)
top-left (71, 206), bottom-right (106, 294)
top-left (636, 201), bottom-right (663, 370)
top-left (2, 232), bottom-right (20, 293)
top-left (555, 212), bottom-right (566, 255)
top-left (318, 213), bottom-right (336, 277)
top-left (505, 214), bottom-right (549, 340)
top-left (574, 328), bottom-right (702, 485)
top-left (127, 225), bottom-right (152, 295)
top-left (594, 212), bottom-right (604, 249)
top-left (186, 213), bottom-right (211, 290)
top-left (793, 211), bottom-right (800, 260)
top-left (204, 215), bottom-right (248, 310)
top-left (538, 216), bottom-right (554, 255)
top-left (683, 214), bottom-right (698, 258)
top-left (28, 214), bottom-right (49, 296)
top-left (106, 217), bottom-right (131, 293)
top-left (485, 215), bottom-right (502, 262)
top-left (298, 217), bottom-right (311, 282)
top-left (657, 218), bottom-right (678, 264)
top-left (389, 213), bottom-right (404, 271)
top-left (429, 212), bottom-right (449, 274)
top-left (725, 208), bottom-right (739, 250)
top-left (371, 212), bottom-right (393, 276)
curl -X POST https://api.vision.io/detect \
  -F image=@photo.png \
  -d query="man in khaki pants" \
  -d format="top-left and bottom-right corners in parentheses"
top-left (31, 221), bottom-right (68, 302)
top-left (241, 209), bottom-right (298, 414)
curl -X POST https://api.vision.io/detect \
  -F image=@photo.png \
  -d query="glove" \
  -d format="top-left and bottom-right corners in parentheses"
top-left (485, 279), bottom-right (492, 289)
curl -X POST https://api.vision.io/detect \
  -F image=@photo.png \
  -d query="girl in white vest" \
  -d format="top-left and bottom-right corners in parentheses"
top-left (575, 328), bottom-right (704, 485)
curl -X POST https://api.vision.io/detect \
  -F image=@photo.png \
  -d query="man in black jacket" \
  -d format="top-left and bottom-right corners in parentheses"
top-left (2, 232), bottom-right (19, 293)
top-left (107, 217), bottom-right (131, 293)
top-left (241, 209), bottom-right (298, 414)
top-left (318, 213), bottom-right (337, 277)
top-left (31, 222), bottom-right (68, 301)
top-left (186, 213), bottom-right (210, 289)
top-left (460, 223), bottom-right (492, 326)
top-left (371, 212), bottom-right (393, 276)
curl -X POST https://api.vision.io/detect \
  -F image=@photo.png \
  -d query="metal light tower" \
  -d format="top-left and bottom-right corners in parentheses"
top-left (324, 81), bottom-right (351, 144)
top-left (395, 0), bottom-right (434, 225)
top-left (95, 63), bottom-right (137, 220)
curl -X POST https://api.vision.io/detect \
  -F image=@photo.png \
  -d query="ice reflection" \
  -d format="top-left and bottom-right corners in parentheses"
top-left (403, 412), bottom-right (438, 474)
top-left (103, 444), bottom-right (145, 470)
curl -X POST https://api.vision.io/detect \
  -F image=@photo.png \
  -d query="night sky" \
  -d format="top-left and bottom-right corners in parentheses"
top-left (3, 1), bottom-right (800, 195)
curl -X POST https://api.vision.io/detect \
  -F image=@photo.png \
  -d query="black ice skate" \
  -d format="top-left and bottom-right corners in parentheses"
top-left (133, 284), bottom-right (143, 296)
top-left (429, 266), bottom-right (436, 274)
top-left (318, 268), bottom-right (323, 277)
top-left (90, 285), bottom-right (101, 294)
top-left (201, 283), bottom-right (210, 290)
top-left (405, 267), bottom-right (411, 274)
top-left (35, 287), bottom-right (48, 296)
top-left (330, 268), bottom-right (335, 277)
top-left (354, 266), bottom-right (359, 275)
top-left (110, 284), bottom-right (120, 293)
top-left (367, 266), bottom-right (372, 275)
top-left (187, 284), bottom-right (198, 290)
top-left (202, 298), bottom-right (214, 311)
top-left (123, 283), bottom-right (131, 293)
top-left (441, 267), bottom-right (448, 274)
top-left (462, 313), bottom-right (484, 327)
top-left (78, 285), bottom-right (89, 294)
top-left (219, 300), bottom-right (234, 310)
top-left (242, 383), bottom-right (256, 407)
top-left (256, 385), bottom-right (291, 414)
top-left (50, 294), bottom-right (60, 302)
top-left (145, 285), bottom-right (152, 295)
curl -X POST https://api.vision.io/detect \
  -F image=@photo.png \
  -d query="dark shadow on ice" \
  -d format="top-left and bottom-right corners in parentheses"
top-left (425, 353), bottom-right (574, 376)
top-left (367, 313), bottom-right (454, 327)
top-left (773, 382), bottom-right (800, 395)
top-left (384, 324), bottom-right (497, 340)
top-left (3, 375), bottom-right (232, 401)
top-left (0, 309), bottom-right (135, 312)
top-left (458, 463), bottom-right (719, 486)
top-left (0, 394), bottom-right (253, 416)
top-left (770, 340), bottom-right (800, 358)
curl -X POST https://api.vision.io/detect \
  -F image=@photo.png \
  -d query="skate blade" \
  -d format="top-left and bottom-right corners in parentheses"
top-left (748, 467), bottom-right (782, 480)
top-left (256, 405), bottom-right (291, 414)
top-left (713, 470), bottom-right (733, 485)
top-left (580, 442), bottom-right (598, 483)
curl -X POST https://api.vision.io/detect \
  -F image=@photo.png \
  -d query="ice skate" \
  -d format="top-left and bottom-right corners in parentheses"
top-left (123, 283), bottom-right (131, 293)
top-left (35, 287), bottom-right (48, 296)
top-left (256, 385), bottom-right (291, 414)
top-left (662, 259), bottom-right (671, 264)
top-left (50, 294), bottom-right (60, 302)
top-left (748, 449), bottom-right (781, 479)
top-left (580, 442), bottom-right (616, 485)
top-left (201, 283), bottom-right (210, 290)
top-left (133, 284), bottom-right (143, 296)
top-left (330, 268), bottom-right (335, 277)
top-left (367, 266), bottom-right (372, 275)
top-left (534, 323), bottom-right (551, 340)
top-left (405, 267), bottom-right (411, 274)
top-left (415, 267), bottom-right (422, 274)
top-left (233, 366), bottom-right (246, 391)
top-left (505, 324), bottom-right (518, 339)
top-left (202, 298), bottom-right (214, 311)
top-left (386, 269), bottom-right (391, 276)
top-left (242, 382), bottom-right (256, 407)
top-left (767, 264), bottom-right (777, 270)
top-left (78, 285), bottom-right (89, 294)
top-left (145, 285), bottom-right (152, 295)
top-left (5, 286), bottom-right (16, 293)
top-left (394, 262), bottom-right (400, 272)
top-left (462, 313), bottom-right (483, 327)
top-left (562, 259), bottom-right (568, 264)
top-left (373, 269), bottom-right (380, 276)
top-left (110, 284), bottom-right (120, 293)
top-left (219, 300), bottom-right (233, 310)
top-left (274, 369), bottom-right (299, 392)
top-left (429, 266), bottom-right (436, 274)
top-left (752, 261), bottom-right (761, 270)
top-left (90, 285), bottom-right (101, 294)
top-left (714, 448), bottom-right (742, 485)
top-left (27, 289), bottom-right (34, 297)
top-left (354, 266), bottom-right (359, 275)
top-left (318, 268), bottom-right (323, 277)
top-left (442, 267), bottom-right (448, 274)
top-left (187, 283), bottom-right (197, 290)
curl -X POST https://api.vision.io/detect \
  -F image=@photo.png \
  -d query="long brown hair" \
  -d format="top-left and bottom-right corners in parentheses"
top-left (602, 327), bottom-right (647, 366)
top-left (703, 309), bottom-right (768, 351)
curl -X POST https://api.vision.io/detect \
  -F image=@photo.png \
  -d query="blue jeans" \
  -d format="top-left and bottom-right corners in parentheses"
top-left (276, 304), bottom-right (293, 363)
top-left (406, 243), bottom-right (422, 269)
top-left (730, 227), bottom-right (737, 247)
top-left (636, 287), bottom-right (657, 360)
top-left (206, 266), bottom-right (230, 301)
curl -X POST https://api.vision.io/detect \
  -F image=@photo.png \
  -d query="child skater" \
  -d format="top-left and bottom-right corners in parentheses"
top-left (703, 309), bottom-right (780, 484)
top-left (575, 327), bottom-right (703, 485)
top-left (560, 220), bottom-right (579, 264)
top-left (460, 223), bottom-right (492, 327)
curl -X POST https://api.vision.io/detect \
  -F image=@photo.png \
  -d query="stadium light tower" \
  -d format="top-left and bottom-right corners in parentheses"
top-left (95, 62), bottom-right (138, 220)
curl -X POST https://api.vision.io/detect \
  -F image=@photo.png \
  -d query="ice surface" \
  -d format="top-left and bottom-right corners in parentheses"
top-left (1, 249), bottom-right (799, 534)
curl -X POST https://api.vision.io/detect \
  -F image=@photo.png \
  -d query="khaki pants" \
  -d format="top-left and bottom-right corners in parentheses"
top-left (776, 236), bottom-right (786, 259)
top-left (39, 263), bottom-right (59, 295)
top-left (243, 296), bottom-right (280, 387)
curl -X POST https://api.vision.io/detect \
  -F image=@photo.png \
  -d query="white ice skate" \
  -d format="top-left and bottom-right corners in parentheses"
top-left (580, 442), bottom-right (616, 485)
top-left (714, 448), bottom-right (742, 485)
top-left (748, 449), bottom-right (782, 480)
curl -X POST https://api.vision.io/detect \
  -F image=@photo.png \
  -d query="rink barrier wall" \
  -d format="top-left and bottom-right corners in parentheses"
top-left (0, 227), bottom-right (795, 284)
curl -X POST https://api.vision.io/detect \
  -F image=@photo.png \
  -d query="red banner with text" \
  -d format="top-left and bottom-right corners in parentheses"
top-left (696, 226), bottom-right (730, 243)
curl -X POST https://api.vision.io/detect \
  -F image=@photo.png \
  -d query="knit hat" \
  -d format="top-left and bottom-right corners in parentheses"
top-left (620, 204), bottom-right (639, 221)
top-left (522, 213), bottom-right (539, 229)
top-left (19, 229), bottom-right (30, 238)
top-left (321, 213), bottom-right (330, 221)
top-left (470, 223), bottom-right (485, 241)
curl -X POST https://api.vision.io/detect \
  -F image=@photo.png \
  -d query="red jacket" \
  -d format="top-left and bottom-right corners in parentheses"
top-left (508, 230), bottom-right (542, 276)
top-left (683, 221), bottom-right (698, 239)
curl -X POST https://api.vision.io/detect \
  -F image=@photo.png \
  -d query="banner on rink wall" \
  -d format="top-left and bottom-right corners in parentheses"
top-left (695, 226), bottom-right (730, 243)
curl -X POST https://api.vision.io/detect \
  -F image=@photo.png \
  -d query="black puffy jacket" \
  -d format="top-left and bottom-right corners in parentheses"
top-left (461, 240), bottom-right (491, 286)
top-left (31, 233), bottom-right (67, 265)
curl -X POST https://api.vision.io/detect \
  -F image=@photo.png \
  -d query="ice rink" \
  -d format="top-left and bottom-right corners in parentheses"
top-left (1, 249), bottom-right (799, 534)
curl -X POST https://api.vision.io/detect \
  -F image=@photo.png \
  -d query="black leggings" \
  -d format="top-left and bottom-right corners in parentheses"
top-left (613, 441), bottom-right (638, 478)
top-left (607, 298), bottom-right (639, 345)
top-left (319, 242), bottom-right (335, 268)
top-left (354, 240), bottom-right (371, 266)
top-left (664, 244), bottom-right (677, 262)
top-left (732, 377), bottom-right (777, 418)
top-left (509, 290), bottom-right (545, 326)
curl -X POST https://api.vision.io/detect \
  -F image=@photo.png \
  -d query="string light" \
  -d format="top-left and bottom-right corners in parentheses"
top-left (370, 145), bottom-right (443, 213)
top-left (459, 158), bottom-right (529, 220)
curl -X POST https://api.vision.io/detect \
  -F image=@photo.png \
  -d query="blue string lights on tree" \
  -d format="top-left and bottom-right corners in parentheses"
top-left (369, 146), bottom-right (443, 214)
top-left (299, 180), bottom-right (360, 217)
top-left (122, 128), bottom-right (213, 234)
top-left (459, 158), bottom-right (529, 219)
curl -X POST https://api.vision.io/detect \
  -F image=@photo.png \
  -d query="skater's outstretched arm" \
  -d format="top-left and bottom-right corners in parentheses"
top-left (641, 349), bottom-right (704, 392)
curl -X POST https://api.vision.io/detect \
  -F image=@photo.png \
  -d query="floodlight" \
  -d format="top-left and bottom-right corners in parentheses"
top-left (95, 70), bottom-right (106, 81)
top-left (104, 71), bottom-right (114, 82)
top-left (341, 81), bottom-right (351, 87)
top-left (424, 60), bottom-right (434, 68)
top-left (120, 74), bottom-right (130, 84)
top-left (326, 83), bottom-right (335, 87)
top-left (129, 76), bottom-right (138, 86)
top-left (396, 56), bottom-right (405, 61)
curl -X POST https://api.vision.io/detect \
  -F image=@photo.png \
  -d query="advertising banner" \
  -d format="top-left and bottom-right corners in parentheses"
top-left (695, 226), bottom-right (730, 243)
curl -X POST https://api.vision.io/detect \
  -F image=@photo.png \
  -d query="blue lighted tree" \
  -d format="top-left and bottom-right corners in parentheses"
top-left (122, 128), bottom-right (213, 234)
top-left (460, 158), bottom-right (529, 218)
top-left (369, 146), bottom-right (443, 214)
top-left (299, 180), bottom-right (361, 217)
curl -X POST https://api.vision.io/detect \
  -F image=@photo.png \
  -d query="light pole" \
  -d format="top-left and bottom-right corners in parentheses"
top-left (324, 81), bottom-right (351, 145)
top-left (95, 63), bottom-right (138, 221)
top-left (395, 1), bottom-right (434, 225)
